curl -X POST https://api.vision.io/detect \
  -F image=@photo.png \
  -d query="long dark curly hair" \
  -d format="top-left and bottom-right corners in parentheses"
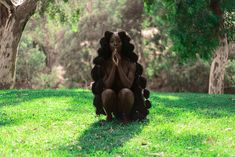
top-left (91, 31), bottom-right (151, 120)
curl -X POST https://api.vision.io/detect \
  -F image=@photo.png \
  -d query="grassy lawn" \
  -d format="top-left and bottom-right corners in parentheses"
top-left (0, 89), bottom-right (234, 157)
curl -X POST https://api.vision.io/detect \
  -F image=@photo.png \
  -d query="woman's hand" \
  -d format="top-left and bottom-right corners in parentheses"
top-left (112, 49), bottom-right (120, 66)
top-left (112, 54), bottom-right (118, 66)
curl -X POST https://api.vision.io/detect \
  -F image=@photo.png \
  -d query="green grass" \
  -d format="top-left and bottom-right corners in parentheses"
top-left (0, 89), bottom-right (235, 157)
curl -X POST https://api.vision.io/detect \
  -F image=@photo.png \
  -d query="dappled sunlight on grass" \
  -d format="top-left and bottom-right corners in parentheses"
top-left (157, 95), bottom-right (181, 100)
top-left (0, 90), bottom-right (96, 156)
top-left (0, 89), bottom-right (235, 156)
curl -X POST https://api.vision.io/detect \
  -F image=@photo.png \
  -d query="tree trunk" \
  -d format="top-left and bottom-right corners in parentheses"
top-left (0, 0), bottom-right (37, 89)
top-left (208, 36), bottom-right (229, 94)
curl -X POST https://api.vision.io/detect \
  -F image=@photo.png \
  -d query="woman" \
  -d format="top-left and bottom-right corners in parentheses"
top-left (91, 31), bottom-right (151, 122)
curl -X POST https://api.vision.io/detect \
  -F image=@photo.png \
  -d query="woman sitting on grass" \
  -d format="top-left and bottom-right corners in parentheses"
top-left (91, 31), bottom-right (151, 123)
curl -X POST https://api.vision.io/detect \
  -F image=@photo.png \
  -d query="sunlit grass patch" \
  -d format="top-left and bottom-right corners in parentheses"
top-left (0, 89), bottom-right (234, 157)
top-left (158, 95), bottom-right (181, 100)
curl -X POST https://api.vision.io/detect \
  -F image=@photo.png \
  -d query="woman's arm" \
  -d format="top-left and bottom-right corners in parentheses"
top-left (117, 62), bottom-right (136, 88)
top-left (103, 63), bottom-right (116, 88)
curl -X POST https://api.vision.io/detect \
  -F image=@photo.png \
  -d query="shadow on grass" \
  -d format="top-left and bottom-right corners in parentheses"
top-left (152, 93), bottom-right (235, 119)
top-left (56, 120), bottom-right (148, 156)
top-left (0, 111), bottom-right (16, 126)
top-left (55, 120), bottom-right (212, 156)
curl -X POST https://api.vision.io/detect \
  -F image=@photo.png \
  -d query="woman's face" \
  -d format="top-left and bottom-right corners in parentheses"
top-left (109, 33), bottom-right (122, 53)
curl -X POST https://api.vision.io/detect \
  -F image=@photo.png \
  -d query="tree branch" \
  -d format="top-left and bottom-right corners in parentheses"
top-left (15, 0), bottom-right (37, 21)
top-left (0, 0), bottom-right (15, 10)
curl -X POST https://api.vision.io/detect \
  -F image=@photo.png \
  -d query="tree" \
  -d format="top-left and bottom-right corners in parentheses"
top-left (207, 0), bottom-right (234, 94)
top-left (0, 0), bottom-right (80, 89)
top-left (144, 0), bottom-right (235, 94)
top-left (0, 0), bottom-right (37, 89)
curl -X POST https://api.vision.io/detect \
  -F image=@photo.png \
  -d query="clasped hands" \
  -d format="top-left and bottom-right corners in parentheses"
top-left (112, 48), bottom-right (121, 66)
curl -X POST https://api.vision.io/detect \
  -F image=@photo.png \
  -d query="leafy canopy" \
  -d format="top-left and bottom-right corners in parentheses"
top-left (38, 0), bottom-right (81, 32)
top-left (144, 0), bottom-right (234, 61)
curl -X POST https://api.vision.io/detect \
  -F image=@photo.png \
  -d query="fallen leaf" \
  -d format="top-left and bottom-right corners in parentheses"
top-left (77, 146), bottom-right (82, 150)
top-left (148, 152), bottom-right (165, 157)
top-left (225, 128), bottom-right (232, 131)
top-left (108, 127), bottom-right (113, 132)
top-left (141, 141), bottom-right (148, 146)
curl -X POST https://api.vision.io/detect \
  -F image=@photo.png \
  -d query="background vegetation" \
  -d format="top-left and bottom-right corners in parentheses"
top-left (14, 0), bottom-right (235, 93)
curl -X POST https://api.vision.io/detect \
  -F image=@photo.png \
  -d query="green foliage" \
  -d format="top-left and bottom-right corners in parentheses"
top-left (38, 0), bottom-right (81, 32)
top-left (225, 59), bottom-right (235, 87)
top-left (17, 29), bottom-right (65, 89)
top-left (15, 0), bottom-right (235, 92)
top-left (32, 66), bottom-right (65, 89)
top-left (16, 36), bottom-right (46, 84)
top-left (144, 0), bottom-right (234, 61)
top-left (142, 26), bottom-right (210, 92)
top-left (59, 44), bottom-right (94, 87)
top-left (144, 47), bottom-right (210, 92)
top-left (0, 89), bottom-right (235, 156)
top-left (46, 4), bottom-right (80, 32)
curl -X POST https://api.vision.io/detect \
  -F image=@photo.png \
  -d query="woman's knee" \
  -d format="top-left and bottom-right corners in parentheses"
top-left (101, 89), bottom-right (116, 104)
top-left (118, 88), bottom-right (134, 103)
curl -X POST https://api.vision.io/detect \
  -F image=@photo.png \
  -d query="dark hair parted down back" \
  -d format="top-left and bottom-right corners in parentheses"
top-left (91, 31), bottom-right (151, 120)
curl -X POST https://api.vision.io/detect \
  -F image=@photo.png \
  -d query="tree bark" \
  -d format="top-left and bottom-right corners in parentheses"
top-left (208, 36), bottom-right (229, 94)
top-left (208, 0), bottom-right (230, 94)
top-left (0, 0), bottom-right (37, 89)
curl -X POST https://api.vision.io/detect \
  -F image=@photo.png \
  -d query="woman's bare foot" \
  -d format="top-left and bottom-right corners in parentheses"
top-left (106, 114), bottom-right (113, 121)
top-left (122, 113), bottom-right (129, 124)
